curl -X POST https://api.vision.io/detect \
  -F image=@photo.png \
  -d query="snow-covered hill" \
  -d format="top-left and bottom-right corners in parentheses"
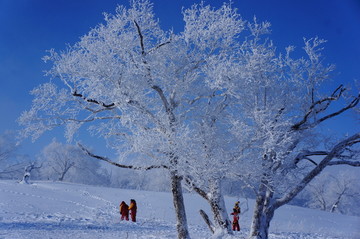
top-left (0, 180), bottom-right (358, 238)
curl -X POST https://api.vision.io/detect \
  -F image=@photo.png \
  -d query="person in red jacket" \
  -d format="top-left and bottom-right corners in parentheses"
top-left (128, 199), bottom-right (137, 222)
top-left (119, 201), bottom-right (129, 221)
top-left (231, 208), bottom-right (240, 231)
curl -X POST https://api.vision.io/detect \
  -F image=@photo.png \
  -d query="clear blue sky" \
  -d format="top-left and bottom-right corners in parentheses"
top-left (0, 0), bottom-right (359, 160)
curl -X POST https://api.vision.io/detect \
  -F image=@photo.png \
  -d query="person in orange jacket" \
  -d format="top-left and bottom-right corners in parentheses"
top-left (128, 199), bottom-right (137, 222)
top-left (119, 201), bottom-right (129, 221)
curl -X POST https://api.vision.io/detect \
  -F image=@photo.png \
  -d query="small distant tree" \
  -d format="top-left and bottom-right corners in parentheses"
top-left (39, 139), bottom-right (109, 185)
top-left (40, 139), bottom-right (76, 181)
top-left (307, 171), bottom-right (360, 215)
top-left (0, 132), bottom-right (25, 179)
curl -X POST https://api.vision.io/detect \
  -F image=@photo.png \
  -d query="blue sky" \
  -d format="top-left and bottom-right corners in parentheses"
top-left (0, 0), bottom-right (359, 160)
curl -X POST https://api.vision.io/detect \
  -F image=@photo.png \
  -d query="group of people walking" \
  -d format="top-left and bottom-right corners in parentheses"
top-left (119, 199), bottom-right (137, 222)
top-left (119, 199), bottom-right (240, 231)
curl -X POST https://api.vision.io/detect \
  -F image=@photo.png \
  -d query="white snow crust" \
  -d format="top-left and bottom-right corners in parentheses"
top-left (0, 180), bottom-right (358, 239)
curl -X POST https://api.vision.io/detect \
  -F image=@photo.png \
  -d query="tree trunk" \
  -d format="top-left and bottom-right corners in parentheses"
top-left (170, 171), bottom-right (191, 239)
top-left (58, 171), bottom-right (66, 181)
top-left (20, 164), bottom-right (35, 184)
top-left (58, 162), bottom-right (74, 181)
top-left (208, 179), bottom-right (233, 235)
top-left (249, 197), bottom-right (275, 239)
top-left (209, 199), bottom-right (233, 235)
top-left (249, 205), bottom-right (274, 239)
top-left (249, 183), bottom-right (275, 239)
top-left (248, 134), bottom-right (360, 239)
top-left (188, 178), bottom-right (232, 235)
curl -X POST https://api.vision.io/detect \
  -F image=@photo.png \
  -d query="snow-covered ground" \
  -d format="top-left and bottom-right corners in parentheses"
top-left (0, 180), bottom-right (358, 239)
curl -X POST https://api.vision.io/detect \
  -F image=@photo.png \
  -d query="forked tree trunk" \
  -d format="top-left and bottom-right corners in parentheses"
top-left (249, 181), bottom-right (275, 239)
top-left (170, 171), bottom-right (191, 239)
top-left (191, 178), bottom-right (232, 235)
top-left (249, 201), bottom-right (275, 239)
top-left (248, 134), bottom-right (360, 239)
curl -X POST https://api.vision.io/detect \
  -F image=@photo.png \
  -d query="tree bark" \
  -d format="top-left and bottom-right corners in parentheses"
top-left (249, 184), bottom-right (275, 239)
top-left (249, 176), bottom-right (276, 239)
top-left (208, 180), bottom-right (233, 235)
top-left (249, 204), bottom-right (275, 239)
top-left (170, 171), bottom-right (191, 239)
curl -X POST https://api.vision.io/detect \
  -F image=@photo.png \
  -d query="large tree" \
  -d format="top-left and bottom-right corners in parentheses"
top-left (217, 23), bottom-right (360, 238)
top-left (18, 1), bottom-right (244, 238)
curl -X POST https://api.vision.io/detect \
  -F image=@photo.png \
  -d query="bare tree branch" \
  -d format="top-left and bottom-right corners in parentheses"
top-left (184, 177), bottom-right (209, 201)
top-left (291, 85), bottom-right (359, 130)
top-left (59, 116), bottom-right (121, 123)
top-left (132, 20), bottom-right (174, 119)
top-left (328, 160), bottom-right (360, 166)
top-left (199, 209), bottom-right (215, 234)
top-left (311, 95), bottom-right (360, 127)
top-left (84, 107), bottom-right (115, 114)
top-left (148, 36), bottom-right (172, 55)
top-left (77, 143), bottom-right (168, 171)
top-left (303, 157), bottom-right (318, 166)
top-left (273, 133), bottom-right (360, 209)
top-left (127, 98), bottom-right (165, 128)
top-left (294, 150), bottom-right (328, 165)
top-left (315, 84), bottom-right (346, 114)
top-left (72, 90), bottom-right (115, 109)
top-left (133, 20), bottom-right (145, 56)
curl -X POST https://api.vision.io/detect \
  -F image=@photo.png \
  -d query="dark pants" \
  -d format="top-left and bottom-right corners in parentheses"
top-left (121, 213), bottom-right (129, 221)
top-left (130, 211), bottom-right (136, 222)
top-left (232, 222), bottom-right (240, 231)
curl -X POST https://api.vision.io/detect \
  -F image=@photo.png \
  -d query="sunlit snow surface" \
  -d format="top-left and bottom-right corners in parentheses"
top-left (0, 180), bottom-right (358, 239)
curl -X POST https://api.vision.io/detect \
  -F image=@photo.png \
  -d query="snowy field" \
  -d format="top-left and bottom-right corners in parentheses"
top-left (0, 180), bottom-right (359, 239)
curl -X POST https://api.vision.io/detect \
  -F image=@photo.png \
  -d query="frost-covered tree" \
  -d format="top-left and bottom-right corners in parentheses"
top-left (40, 140), bottom-right (76, 181)
top-left (0, 132), bottom-right (26, 179)
top-left (39, 139), bottom-right (109, 185)
top-left (307, 171), bottom-right (360, 215)
top-left (215, 23), bottom-right (360, 238)
top-left (182, 18), bottom-right (359, 238)
top-left (179, 92), bottom-right (235, 235)
top-left (18, 1), bottom-right (244, 238)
